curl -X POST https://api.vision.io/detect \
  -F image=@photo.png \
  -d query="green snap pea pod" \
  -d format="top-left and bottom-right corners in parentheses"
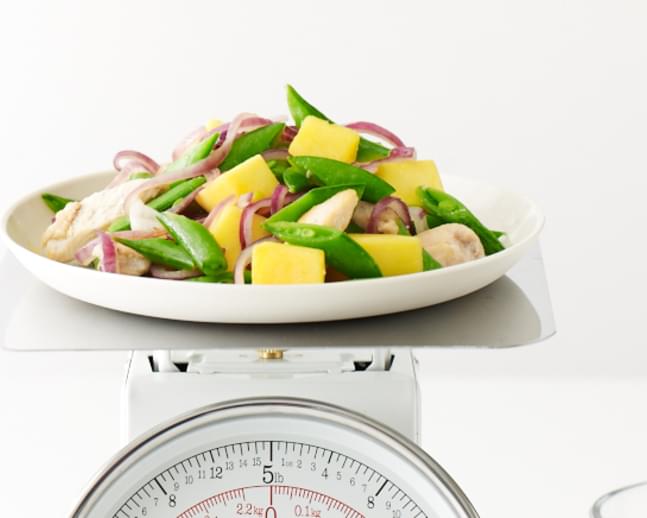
top-left (264, 221), bottom-right (382, 279)
top-left (129, 172), bottom-right (153, 180)
top-left (108, 176), bottom-right (208, 232)
top-left (165, 132), bottom-right (220, 173)
top-left (286, 84), bottom-right (389, 162)
top-left (219, 123), bottom-right (285, 171)
top-left (108, 216), bottom-right (131, 232)
top-left (290, 156), bottom-right (394, 203)
top-left (345, 222), bottom-right (364, 233)
top-left (42, 193), bottom-right (75, 213)
top-left (148, 176), bottom-right (207, 211)
top-left (157, 212), bottom-right (226, 276)
top-left (265, 184), bottom-right (365, 226)
top-left (422, 249), bottom-right (442, 271)
top-left (186, 272), bottom-right (234, 283)
top-left (425, 212), bottom-right (445, 230)
top-left (283, 167), bottom-right (311, 193)
top-left (492, 230), bottom-right (506, 239)
top-left (417, 187), bottom-right (504, 255)
top-left (114, 238), bottom-right (196, 271)
top-left (267, 159), bottom-right (291, 183)
top-left (396, 220), bottom-right (410, 236)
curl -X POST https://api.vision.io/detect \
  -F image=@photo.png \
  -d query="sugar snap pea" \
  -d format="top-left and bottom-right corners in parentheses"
top-left (417, 187), bottom-right (504, 255)
top-left (114, 237), bottom-right (196, 271)
top-left (166, 132), bottom-right (219, 173)
top-left (286, 85), bottom-right (389, 162)
top-left (290, 156), bottom-right (394, 203)
top-left (283, 167), bottom-right (311, 193)
top-left (267, 159), bottom-right (291, 182)
top-left (422, 249), bottom-right (442, 271)
top-left (220, 123), bottom-right (285, 172)
top-left (42, 193), bottom-right (74, 213)
top-left (264, 184), bottom-right (365, 225)
top-left (264, 221), bottom-right (382, 279)
top-left (157, 212), bottom-right (226, 276)
top-left (186, 272), bottom-right (234, 283)
top-left (128, 172), bottom-right (153, 180)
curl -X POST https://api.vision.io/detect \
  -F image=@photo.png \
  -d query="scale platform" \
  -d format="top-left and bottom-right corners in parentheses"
top-left (0, 244), bottom-right (555, 351)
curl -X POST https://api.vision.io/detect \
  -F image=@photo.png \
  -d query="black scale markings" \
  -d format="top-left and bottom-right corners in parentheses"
top-left (114, 440), bottom-right (427, 518)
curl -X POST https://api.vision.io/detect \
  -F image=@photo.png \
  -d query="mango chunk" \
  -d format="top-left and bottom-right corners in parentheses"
top-left (196, 155), bottom-right (278, 212)
top-left (252, 242), bottom-right (325, 284)
top-left (348, 234), bottom-right (422, 277)
top-left (204, 118), bottom-right (223, 131)
top-left (375, 160), bottom-right (443, 206)
top-left (289, 116), bottom-right (360, 163)
top-left (208, 204), bottom-right (269, 271)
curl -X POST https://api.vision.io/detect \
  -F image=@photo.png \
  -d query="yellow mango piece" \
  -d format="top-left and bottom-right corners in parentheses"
top-left (252, 242), bottom-right (325, 284)
top-left (349, 234), bottom-right (422, 277)
top-left (288, 116), bottom-right (360, 163)
top-left (208, 204), bottom-right (269, 271)
top-left (196, 155), bottom-right (279, 212)
top-left (204, 118), bottom-right (223, 131)
top-left (375, 160), bottom-right (443, 206)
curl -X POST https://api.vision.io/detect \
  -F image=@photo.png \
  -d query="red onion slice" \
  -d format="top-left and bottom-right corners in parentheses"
top-left (282, 125), bottom-right (298, 142)
top-left (172, 126), bottom-right (208, 161)
top-left (236, 192), bottom-right (253, 209)
top-left (149, 264), bottom-right (201, 280)
top-left (99, 232), bottom-right (117, 273)
top-left (203, 195), bottom-right (235, 229)
top-left (233, 237), bottom-right (277, 284)
top-left (240, 197), bottom-right (272, 249)
top-left (129, 198), bottom-right (164, 232)
top-left (125, 113), bottom-right (259, 210)
top-left (408, 207), bottom-right (428, 235)
top-left (270, 185), bottom-right (289, 214)
top-left (113, 150), bottom-right (160, 173)
top-left (367, 196), bottom-right (414, 234)
top-left (262, 149), bottom-right (290, 161)
top-left (346, 121), bottom-right (405, 148)
top-left (74, 237), bottom-right (100, 266)
top-left (361, 146), bottom-right (416, 172)
top-left (204, 168), bottom-right (221, 182)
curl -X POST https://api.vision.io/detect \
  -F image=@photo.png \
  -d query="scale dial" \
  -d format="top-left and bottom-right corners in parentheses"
top-left (72, 398), bottom-right (477, 518)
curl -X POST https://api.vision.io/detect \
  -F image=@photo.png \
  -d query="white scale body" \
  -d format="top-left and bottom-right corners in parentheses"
top-left (124, 348), bottom-right (419, 444)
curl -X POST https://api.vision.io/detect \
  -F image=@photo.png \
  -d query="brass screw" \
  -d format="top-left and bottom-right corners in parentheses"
top-left (258, 349), bottom-right (285, 360)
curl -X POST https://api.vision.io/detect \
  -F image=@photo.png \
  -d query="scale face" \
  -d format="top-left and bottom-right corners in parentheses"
top-left (72, 399), bottom-right (477, 518)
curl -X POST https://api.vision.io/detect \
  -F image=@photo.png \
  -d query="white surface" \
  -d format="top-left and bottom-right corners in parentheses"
top-left (0, 0), bottom-right (646, 517)
top-left (2, 171), bottom-right (542, 322)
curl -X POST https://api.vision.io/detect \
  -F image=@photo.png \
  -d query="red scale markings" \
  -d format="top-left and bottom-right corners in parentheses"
top-left (177, 485), bottom-right (364, 518)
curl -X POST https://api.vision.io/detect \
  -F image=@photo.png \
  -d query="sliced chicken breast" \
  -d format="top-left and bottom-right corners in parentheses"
top-left (417, 223), bottom-right (485, 267)
top-left (42, 179), bottom-right (159, 262)
top-left (298, 189), bottom-right (359, 231)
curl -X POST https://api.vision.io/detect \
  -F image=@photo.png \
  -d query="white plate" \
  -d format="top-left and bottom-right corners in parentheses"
top-left (1, 172), bottom-right (543, 323)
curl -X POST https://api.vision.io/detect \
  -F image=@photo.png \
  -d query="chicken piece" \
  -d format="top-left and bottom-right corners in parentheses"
top-left (298, 189), bottom-right (359, 231)
top-left (91, 242), bottom-right (151, 276)
top-left (351, 201), bottom-right (399, 235)
top-left (417, 223), bottom-right (484, 267)
top-left (42, 179), bottom-right (159, 262)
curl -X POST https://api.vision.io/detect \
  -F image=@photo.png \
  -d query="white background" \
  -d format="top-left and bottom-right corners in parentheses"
top-left (0, 1), bottom-right (646, 517)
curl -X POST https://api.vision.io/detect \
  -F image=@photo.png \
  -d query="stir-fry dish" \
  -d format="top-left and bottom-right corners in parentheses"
top-left (41, 86), bottom-right (505, 284)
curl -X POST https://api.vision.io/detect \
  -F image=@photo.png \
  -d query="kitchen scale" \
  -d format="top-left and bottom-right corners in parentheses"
top-left (0, 243), bottom-right (555, 518)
